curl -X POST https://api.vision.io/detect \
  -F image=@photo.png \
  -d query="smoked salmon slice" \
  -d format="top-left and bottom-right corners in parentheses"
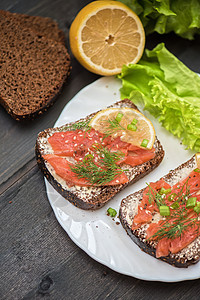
top-left (45, 127), bottom-right (156, 187)
top-left (132, 170), bottom-right (200, 257)
top-left (43, 154), bottom-right (129, 186)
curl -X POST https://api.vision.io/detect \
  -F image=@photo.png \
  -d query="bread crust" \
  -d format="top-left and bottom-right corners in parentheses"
top-left (36, 99), bottom-right (164, 210)
top-left (0, 10), bottom-right (65, 44)
top-left (119, 155), bottom-right (200, 267)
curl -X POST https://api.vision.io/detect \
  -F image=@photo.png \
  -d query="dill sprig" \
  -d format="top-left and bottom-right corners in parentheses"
top-left (175, 178), bottom-right (191, 205)
top-left (70, 144), bottom-right (125, 185)
top-left (151, 215), bottom-right (199, 241)
top-left (62, 119), bottom-right (91, 131)
top-left (106, 118), bottom-right (125, 134)
top-left (146, 179), bottom-right (200, 241)
top-left (146, 184), bottom-right (166, 206)
top-left (101, 117), bottom-right (126, 139)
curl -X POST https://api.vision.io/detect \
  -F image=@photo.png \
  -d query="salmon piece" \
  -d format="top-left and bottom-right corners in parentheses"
top-left (43, 154), bottom-right (92, 186)
top-left (128, 144), bottom-right (144, 151)
top-left (106, 136), bottom-right (129, 151)
top-left (156, 238), bottom-right (171, 258)
top-left (169, 224), bottom-right (199, 254)
top-left (132, 207), bottom-right (152, 229)
top-left (124, 154), bottom-right (144, 167)
top-left (146, 222), bottom-right (171, 258)
top-left (48, 129), bottom-right (104, 156)
top-left (115, 147), bottom-right (155, 167)
top-left (146, 222), bottom-right (160, 240)
top-left (125, 147), bottom-right (155, 165)
top-left (146, 217), bottom-right (200, 257)
top-left (172, 170), bottom-right (200, 196)
top-left (142, 179), bottom-right (171, 201)
top-left (106, 172), bottom-right (129, 185)
top-left (146, 222), bottom-right (171, 257)
top-left (43, 154), bottom-right (128, 186)
top-left (140, 179), bottom-right (171, 212)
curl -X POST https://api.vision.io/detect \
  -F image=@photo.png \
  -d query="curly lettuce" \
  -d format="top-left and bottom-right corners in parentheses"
top-left (119, 0), bottom-right (200, 39)
top-left (118, 43), bottom-right (200, 151)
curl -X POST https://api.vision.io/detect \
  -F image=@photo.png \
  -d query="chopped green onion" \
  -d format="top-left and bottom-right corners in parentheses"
top-left (186, 197), bottom-right (197, 209)
top-left (170, 201), bottom-right (180, 210)
top-left (107, 207), bottom-right (117, 217)
top-left (194, 168), bottom-right (200, 173)
top-left (159, 205), bottom-right (170, 216)
top-left (127, 124), bottom-right (137, 131)
top-left (194, 202), bottom-right (200, 214)
top-left (131, 118), bottom-right (138, 125)
top-left (194, 206), bottom-right (200, 214)
top-left (115, 113), bottom-right (123, 123)
top-left (168, 193), bottom-right (176, 201)
top-left (159, 187), bottom-right (171, 195)
top-left (140, 139), bottom-right (149, 148)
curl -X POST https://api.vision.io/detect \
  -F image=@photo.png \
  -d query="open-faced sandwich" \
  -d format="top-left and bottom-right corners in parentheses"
top-left (36, 99), bottom-right (164, 210)
top-left (120, 153), bottom-right (200, 267)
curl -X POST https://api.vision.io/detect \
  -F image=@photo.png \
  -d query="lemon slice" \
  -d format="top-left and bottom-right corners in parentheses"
top-left (69, 0), bottom-right (145, 76)
top-left (196, 153), bottom-right (200, 169)
top-left (89, 107), bottom-right (156, 149)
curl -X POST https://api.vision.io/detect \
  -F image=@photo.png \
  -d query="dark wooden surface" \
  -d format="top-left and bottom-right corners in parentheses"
top-left (1, 1), bottom-right (200, 299)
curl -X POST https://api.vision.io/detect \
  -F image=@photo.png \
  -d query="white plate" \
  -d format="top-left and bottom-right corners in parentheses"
top-left (45, 76), bottom-right (200, 282)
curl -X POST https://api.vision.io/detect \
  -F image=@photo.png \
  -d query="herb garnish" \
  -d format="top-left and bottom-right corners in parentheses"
top-left (107, 207), bottom-right (117, 217)
top-left (102, 117), bottom-right (126, 138)
top-left (146, 184), bottom-right (167, 206)
top-left (146, 179), bottom-right (200, 241)
top-left (62, 119), bottom-right (91, 131)
top-left (151, 215), bottom-right (199, 241)
top-left (70, 144), bottom-right (126, 185)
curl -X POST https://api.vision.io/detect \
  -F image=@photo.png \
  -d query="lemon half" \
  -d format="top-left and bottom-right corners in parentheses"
top-left (69, 1), bottom-right (145, 76)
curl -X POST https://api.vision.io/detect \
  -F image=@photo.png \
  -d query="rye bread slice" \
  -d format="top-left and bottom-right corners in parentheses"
top-left (0, 12), bottom-right (71, 120)
top-left (0, 10), bottom-right (65, 44)
top-left (119, 155), bottom-right (200, 267)
top-left (35, 99), bottom-right (165, 210)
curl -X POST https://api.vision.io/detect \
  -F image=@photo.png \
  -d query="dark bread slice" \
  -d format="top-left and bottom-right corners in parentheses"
top-left (119, 155), bottom-right (200, 267)
top-left (0, 10), bottom-right (65, 44)
top-left (35, 99), bottom-right (165, 210)
top-left (0, 12), bottom-right (71, 120)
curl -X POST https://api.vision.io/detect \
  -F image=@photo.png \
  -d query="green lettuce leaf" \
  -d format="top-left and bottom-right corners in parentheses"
top-left (118, 43), bottom-right (200, 151)
top-left (118, 0), bottom-right (200, 39)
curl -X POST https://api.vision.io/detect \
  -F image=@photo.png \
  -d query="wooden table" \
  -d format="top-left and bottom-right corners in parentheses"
top-left (1, 1), bottom-right (200, 299)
